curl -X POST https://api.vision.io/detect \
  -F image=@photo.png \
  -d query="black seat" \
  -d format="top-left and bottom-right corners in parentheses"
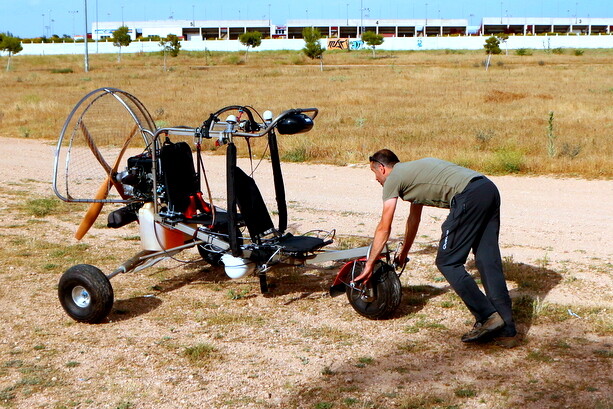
top-left (277, 233), bottom-right (330, 256)
top-left (234, 167), bottom-right (329, 255)
top-left (234, 167), bottom-right (275, 241)
top-left (160, 140), bottom-right (200, 214)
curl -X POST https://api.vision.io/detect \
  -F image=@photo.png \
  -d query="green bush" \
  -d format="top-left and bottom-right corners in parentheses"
top-left (574, 49), bottom-right (584, 56)
top-left (224, 54), bottom-right (244, 65)
top-left (552, 47), bottom-right (565, 54)
top-left (50, 68), bottom-right (73, 74)
top-left (282, 146), bottom-right (309, 162)
top-left (515, 48), bottom-right (533, 56)
top-left (485, 147), bottom-right (525, 174)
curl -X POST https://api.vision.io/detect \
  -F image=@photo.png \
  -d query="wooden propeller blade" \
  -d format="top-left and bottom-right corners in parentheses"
top-left (80, 120), bottom-right (111, 174)
top-left (75, 180), bottom-right (111, 240)
top-left (74, 124), bottom-right (139, 240)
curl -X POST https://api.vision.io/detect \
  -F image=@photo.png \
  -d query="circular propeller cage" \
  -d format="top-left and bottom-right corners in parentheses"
top-left (53, 87), bottom-right (156, 204)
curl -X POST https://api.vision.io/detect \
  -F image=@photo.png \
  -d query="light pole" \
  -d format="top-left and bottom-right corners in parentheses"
top-left (192, 5), bottom-right (195, 26)
top-left (346, 3), bottom-right (349, 25)
top-left (425, 3), bottom-right (428, 26)
top-left (95, 0), bottom-right (98, 52)
top-left (360, 0), bottom-right (363, 36)
top-left (360, 0), bottom-right (369, 36)
top-left (575, 2), bottom-right (578, 24)
top-left (268, 3), bottom-right (271, 25)
top-left (48, 9), bottom-right (53, 36)
top-left (84, 0), bottom-right (89, 73)
top-left (42, 14), bottom-right (45, 37)
top-left (69, 11), bottom-right (78, 38)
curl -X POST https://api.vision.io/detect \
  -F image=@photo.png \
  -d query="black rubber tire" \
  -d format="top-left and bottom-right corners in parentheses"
top-left (346, 260), bottom-right (402, 320)
top-left (197, 245), bottom-right (223, 266)
top-left (58, 264), bottom-right (114, 324)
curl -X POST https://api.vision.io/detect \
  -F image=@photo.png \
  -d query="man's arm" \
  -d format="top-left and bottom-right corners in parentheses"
top-left (352, 197), bottom-right (398, 283)
top-left (395, 202), bottom-right (423, 268)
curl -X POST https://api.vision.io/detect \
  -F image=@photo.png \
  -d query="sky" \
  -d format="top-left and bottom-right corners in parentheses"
top-left (1, 0), bottom-right (611, 38)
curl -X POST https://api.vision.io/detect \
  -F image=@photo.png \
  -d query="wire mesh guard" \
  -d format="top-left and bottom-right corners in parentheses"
top-left (53, 88), bottom-right (156, 203)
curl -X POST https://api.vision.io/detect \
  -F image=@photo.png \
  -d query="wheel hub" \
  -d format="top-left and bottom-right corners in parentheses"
top-left (71, 286), bottom-right (91, 308)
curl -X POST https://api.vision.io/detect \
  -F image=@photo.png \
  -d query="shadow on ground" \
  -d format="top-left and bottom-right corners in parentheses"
top-left (275, 262), bottom-right (607, 409)
top-left (106, 261), bottom-right (226, 322)
top-left (108, 296), bottom-right (163, 322)
top-left (503, 260), bottom-right (563, 336)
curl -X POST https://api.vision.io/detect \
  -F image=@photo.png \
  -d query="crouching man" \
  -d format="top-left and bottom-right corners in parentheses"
top-left (353, 149), bottom-right (517, 345)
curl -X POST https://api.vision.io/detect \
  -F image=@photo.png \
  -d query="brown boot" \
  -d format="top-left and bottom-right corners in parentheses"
top-left (461, 312), bottom-right (505, 342)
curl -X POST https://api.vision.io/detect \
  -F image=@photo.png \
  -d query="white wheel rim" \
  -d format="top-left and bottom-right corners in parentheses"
top-left (72, 286), bottom-right (91, 308)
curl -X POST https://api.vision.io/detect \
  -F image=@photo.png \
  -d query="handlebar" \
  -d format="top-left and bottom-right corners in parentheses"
top-left (196, 106), bottom-right (318, 143)
top-left (151, 106), bottom-right (318, 146)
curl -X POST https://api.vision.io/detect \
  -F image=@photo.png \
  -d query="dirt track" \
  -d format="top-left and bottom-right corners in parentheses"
top-left (0, 136), bottom-right (611, 408)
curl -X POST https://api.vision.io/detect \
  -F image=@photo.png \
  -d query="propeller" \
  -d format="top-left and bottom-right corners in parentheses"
top-left (74, 123), bottom-right (138, 240)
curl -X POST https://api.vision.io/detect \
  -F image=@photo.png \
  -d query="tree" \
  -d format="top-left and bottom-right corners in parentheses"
top-left (302, 27), bottom-right (325, 71)
top-left (496, 33), bottom-right (510, 55)
top-left (112, 26), bottom-right (131, 63)
top-left (159, 34), bottom-right (181, 70)
top-left (238, 31), bottom-right (262, 61)
top-left (484, 35), bottom-right (502, 55)
top-left (0, 33), bottom-right (23, 71)
top-left (361, 31), bottom-right (384, 58)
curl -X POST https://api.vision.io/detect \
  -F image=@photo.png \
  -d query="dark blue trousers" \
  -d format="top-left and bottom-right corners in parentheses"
top-left (435, 177), bottom-right (516, 337)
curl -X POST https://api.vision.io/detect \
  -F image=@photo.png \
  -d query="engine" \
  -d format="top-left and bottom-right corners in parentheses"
top-left (107, 152), bottom-right (156, 229)
top-left (115, 152), bottom-right (155, 201)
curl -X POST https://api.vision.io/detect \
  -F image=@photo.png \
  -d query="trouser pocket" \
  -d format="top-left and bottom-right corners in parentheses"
top-left (440, 198), bottom-right (465, 252)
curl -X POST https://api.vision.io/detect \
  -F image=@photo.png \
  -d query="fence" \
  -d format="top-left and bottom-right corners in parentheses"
top-left (15, 34), bottom-right (613, 56)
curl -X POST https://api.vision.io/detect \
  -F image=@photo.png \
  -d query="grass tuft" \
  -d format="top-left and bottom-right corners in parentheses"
top-left (183, 343), bottom-right (219, 366)
top-left (22, 198), bottom-right (61, 217)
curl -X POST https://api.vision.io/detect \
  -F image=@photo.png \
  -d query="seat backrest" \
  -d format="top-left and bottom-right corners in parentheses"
top-left (234, 167), bottom-right (275, 241)
top-left (160, 141), bottom-right (199, 213)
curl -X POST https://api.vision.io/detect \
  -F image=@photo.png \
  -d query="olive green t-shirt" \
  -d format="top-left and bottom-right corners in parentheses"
top-left (382, 158), bottom-right (482, 208)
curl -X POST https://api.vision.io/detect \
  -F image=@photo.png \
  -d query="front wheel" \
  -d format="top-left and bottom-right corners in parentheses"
top-left (346, 260), bottom-right (402, 320)
top-left (58, 264), bottom-right (114, 324)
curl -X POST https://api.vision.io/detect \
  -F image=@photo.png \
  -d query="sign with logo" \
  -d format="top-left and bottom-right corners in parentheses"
top-left (327, 38), bottom-right (365, 50)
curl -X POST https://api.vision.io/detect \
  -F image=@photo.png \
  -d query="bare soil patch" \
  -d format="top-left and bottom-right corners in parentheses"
top-left (0, 137), bottom-right (611, 409)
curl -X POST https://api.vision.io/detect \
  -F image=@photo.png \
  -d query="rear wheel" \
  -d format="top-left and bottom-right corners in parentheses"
top-left (346, 260), bottom-right (402, 320)
top-left (58, 264), bottom-right (114, 324)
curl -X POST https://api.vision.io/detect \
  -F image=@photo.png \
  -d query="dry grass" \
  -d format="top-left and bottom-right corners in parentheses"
top-left (1, 49), bottom-right (612, 177)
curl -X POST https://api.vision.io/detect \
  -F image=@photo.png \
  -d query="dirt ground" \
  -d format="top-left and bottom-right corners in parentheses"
top-left (0, 136), bottom-right (611, 409)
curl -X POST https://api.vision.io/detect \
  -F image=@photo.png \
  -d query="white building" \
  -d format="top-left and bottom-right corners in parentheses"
top-left (92, 17), bottom-right (612, 42)
top-left (92, 19), bottom-right (272, 41)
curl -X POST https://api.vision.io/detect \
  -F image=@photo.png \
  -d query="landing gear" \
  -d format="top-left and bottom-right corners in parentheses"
top-left (58, 264), bottom-right (114, 324)
top-left (346, 260), bottom-right (402, 320)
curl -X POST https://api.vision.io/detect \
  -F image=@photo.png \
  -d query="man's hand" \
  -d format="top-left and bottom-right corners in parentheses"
top-left (351, 264), bottom-right (373, 285)
top-left (393, 255), bottom-right (410, 269)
